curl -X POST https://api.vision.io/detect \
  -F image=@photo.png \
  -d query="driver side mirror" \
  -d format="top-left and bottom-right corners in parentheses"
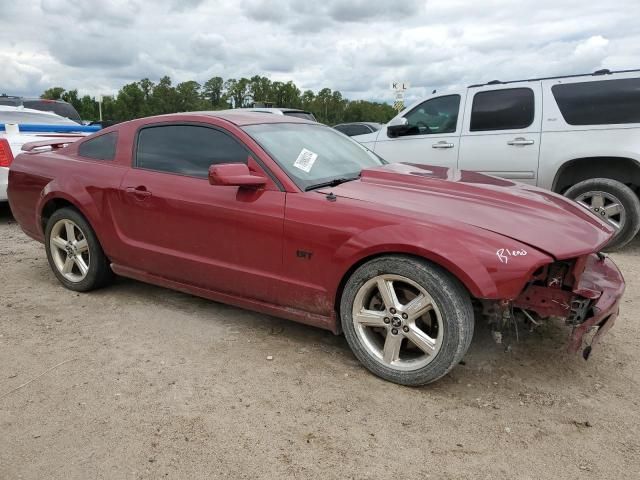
top-left (387, 117), bottom-right (409, 138)
top-left (208, 163), bottom-right (267, 188)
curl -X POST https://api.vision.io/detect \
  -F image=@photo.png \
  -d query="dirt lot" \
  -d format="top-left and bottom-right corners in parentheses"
top-left (0, 202), bottom-right (639, 480)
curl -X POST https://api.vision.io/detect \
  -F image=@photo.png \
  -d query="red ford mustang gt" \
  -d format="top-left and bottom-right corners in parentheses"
top-left (7, 112), bottom-right (625, 385)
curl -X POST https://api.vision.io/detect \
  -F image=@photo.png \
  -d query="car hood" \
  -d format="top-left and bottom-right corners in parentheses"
top-left (319, 163), bottom-right (613, 260)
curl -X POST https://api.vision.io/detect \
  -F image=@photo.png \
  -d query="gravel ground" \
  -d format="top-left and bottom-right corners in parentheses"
top-left (0, 201), bottom-right (639, 479)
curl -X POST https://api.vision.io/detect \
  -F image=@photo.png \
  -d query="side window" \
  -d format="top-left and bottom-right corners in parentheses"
top-left (136, 125), bottom-right (248, 178)
top-left (339, 124), bottom-right (370, 136)
top-left (552, 78), bottom-right (640, 125)
top-left (470, 88), bottom-right (534, 131)
top-left (403, 95), bottom-right (460, 135)
top-left (78, 132), bottom-right (118, 161)
top-left (351, 124), bottom-right (372, 136)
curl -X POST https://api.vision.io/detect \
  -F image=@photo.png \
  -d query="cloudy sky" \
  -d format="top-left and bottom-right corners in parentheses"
top-left (1, 0), bottom-right (639, 104)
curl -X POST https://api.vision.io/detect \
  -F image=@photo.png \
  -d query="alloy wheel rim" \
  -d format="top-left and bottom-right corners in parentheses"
top-left (352, 274), bottom-right (443, 371)
top-left (575, 190), bottom-right (626, 231)
top-left (49, 219), bottom-right (90, 282)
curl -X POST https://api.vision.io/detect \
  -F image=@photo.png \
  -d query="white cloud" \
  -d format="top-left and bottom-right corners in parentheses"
top-left (0, 0), bottom-right (638, 102)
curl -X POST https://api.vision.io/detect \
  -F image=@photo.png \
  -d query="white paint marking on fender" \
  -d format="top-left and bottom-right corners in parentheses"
top-left (496, 248), bottom-right (528, 264)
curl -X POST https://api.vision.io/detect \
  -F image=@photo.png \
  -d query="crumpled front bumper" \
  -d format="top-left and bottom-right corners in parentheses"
top-left (568, 254), bottom-right (625, 358)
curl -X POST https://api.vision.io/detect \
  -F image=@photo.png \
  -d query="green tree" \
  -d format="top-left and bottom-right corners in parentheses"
top-left (224, 77), bottom-right (251, 108)
top-left (77, 95), bottom-right (98, 121)
top-left (60, 89), bottom-right (82, 115)
top-left (101, 95), bottom-right (117, 121)
top-left (248, 75), bottom-right (272, 105)
top-left (40, 74), bottom-right (397, 124)
top-left (313, 88), bottom-right (332, 123)
top-left (301, 90), bottom-right (315, 110)
top-left (41, 87), bottom-right (65, 100)
top-left (202, 76), bottom-right (224, 108)
top-left (176, 80), bottom-right (201, 111)
top-left (150, 76), bottom-right (178, 114)
top-left (114, 82), bottom-right (146, 120)
top-left (271, 81), bottom-right (301, 108)
top-left (138, 78), bottom-right (155, 116)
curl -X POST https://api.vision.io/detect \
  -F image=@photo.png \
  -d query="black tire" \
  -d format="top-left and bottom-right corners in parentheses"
top-left (340, 255), bottom-right (474, 386)
top-left (44, 207), bottom-right (114, 292)
top-left (564, 178), bottom-right (640, 251)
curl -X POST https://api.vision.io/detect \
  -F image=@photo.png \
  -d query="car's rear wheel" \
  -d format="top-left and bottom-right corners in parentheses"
top-left (45, 207), bottom-right (113, 291)
top-left (564, 178), bottom-right (640, 251)
top-left (340, 255), bottom-right (474, 386)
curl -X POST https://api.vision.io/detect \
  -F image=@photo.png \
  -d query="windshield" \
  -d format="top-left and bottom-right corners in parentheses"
top-left (243, 123), bottom-right (385, 190)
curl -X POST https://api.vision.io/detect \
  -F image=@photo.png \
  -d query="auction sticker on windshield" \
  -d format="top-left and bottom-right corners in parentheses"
top-left (293, 148), bottom-right (318, 173)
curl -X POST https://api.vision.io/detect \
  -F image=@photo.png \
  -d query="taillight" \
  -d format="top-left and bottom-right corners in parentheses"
top-left (0, 138), bottom-right (14, 167)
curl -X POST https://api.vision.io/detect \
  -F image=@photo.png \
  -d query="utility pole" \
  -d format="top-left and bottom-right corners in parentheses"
top-left (97, 95), bottom-right (103, 122)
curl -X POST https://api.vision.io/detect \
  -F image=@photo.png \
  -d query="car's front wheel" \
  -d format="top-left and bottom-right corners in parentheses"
top-left (340, 255), bottom-right (474, 386)
top-left (564, 178), bottom-right (640, 251)
top-left (45, 207), bottom-right (113, 292)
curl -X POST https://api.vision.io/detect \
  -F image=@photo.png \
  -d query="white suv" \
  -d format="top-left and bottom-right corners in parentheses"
top-left (355, 69), bottom-right (640, 249)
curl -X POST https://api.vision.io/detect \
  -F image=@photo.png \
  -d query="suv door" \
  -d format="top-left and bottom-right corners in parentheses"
top-left (111, 122), bottom-right (285, 302)
top-left (458, 84), bottom-right (542, 184)
top-left (373, 94), bottom-right (462, 167)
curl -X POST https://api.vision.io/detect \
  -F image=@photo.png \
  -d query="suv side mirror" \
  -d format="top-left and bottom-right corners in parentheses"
top-left (387, 117), bottom-right (409, 138)
top-left (208, 163), bottom-right (267, 188)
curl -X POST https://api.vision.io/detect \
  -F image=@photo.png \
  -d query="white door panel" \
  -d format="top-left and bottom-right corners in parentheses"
top-left (458, 83), bottom-right (542, 185)
top-left (373, 94), bottom-right (463, 169)
top-left (458, 131), bottom-right (541, 182)
top-left (373, 132), bottom-right (459, 167)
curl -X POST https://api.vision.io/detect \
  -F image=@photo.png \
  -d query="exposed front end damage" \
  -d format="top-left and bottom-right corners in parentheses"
top-left (482, 253), bottom-right (625, 358)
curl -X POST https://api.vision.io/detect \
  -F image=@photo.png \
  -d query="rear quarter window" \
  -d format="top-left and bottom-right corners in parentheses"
top-left (551, 78), bottom-right (640, 125)
top-left (78, 132), bottom-right (118, 161)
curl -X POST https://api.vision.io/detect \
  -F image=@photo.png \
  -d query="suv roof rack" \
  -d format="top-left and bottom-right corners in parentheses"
top-left (467, 68), bottom-right (640, 88)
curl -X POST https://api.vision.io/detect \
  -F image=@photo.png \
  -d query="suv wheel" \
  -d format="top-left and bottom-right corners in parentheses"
top-left (340, 255), bottom-right (474, 386)
top-left (565, 178), bottom-right (640, 251)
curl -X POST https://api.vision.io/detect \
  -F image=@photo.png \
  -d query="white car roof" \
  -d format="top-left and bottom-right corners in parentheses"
top-left (0, 105), bottom-right (79, 125)
top-left (0, 106), bottom-right (86, 157)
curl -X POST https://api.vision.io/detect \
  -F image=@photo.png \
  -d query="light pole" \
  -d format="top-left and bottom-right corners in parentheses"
top-left (97, 95), bottom-right (103, 122)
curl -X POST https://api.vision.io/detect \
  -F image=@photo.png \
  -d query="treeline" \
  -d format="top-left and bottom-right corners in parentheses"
top-left (41, 75), bottom-right (396, 125)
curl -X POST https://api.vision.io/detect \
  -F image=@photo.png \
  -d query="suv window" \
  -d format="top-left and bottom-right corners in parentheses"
top-left (470, 88), bottom-right (534, 131)
top-left (136, 125), bottom-right (248, 178)
top-left (336, 124), bottom-right (371, 136)
top-left (551, 78), bottom-right (640, 125)
top-left (404, 95), bottom-right (460, 135)
top-left (0, 97), bottom-right (20, 107)
top-left (23, 100), bottom-right (82, 123)
top-left (78, 132), bottom-right (117, 161)
top-left (350, 124), bottom-right (372, 136)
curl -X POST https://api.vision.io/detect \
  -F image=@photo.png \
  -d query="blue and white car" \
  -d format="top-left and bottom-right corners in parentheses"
top-left (0, 106), bottom-right (99, 202)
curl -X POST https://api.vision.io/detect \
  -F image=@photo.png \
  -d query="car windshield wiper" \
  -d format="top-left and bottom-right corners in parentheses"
top-left (304, 175), bottom-right (360, 191)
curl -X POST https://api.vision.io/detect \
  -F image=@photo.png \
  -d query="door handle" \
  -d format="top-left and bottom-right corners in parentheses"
top-left (432, 141), bottom-right (454, 149)
top-left (125, 186), bottom-right (152, 199)
top-left (507, 137), bottom-right (535, 146)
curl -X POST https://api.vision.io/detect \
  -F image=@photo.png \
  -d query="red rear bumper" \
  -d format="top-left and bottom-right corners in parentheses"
top-left (568, 254), bottom-right (625, 357)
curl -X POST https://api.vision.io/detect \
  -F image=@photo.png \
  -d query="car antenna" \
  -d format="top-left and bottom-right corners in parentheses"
top-left (432, 89), bottom-right (436, 94)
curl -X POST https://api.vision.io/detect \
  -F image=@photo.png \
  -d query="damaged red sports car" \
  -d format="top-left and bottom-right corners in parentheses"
top-left (7, 112), bottom-right (625, 385)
